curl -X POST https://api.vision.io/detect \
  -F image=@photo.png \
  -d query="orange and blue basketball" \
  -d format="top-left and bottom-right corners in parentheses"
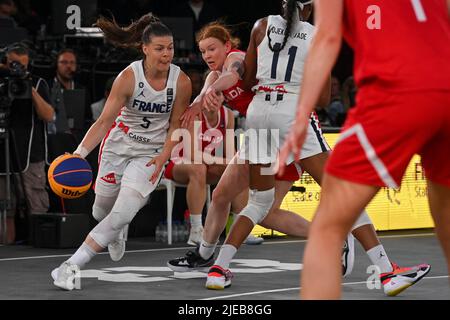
top-left (48, 154), bottom-right (93, 199)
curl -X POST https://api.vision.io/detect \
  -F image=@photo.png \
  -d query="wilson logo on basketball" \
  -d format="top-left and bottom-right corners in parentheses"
top-left (61, 188), bottom-right (82, 197)
top-left (101, 173), bottom-right (117, 184)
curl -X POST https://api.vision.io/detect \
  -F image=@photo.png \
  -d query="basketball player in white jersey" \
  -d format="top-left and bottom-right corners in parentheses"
top-left (204, 0), bottom-right (430, 294)
top-left (50, 14), bottom-right (192, 290)
top-left (204, 0), bottom-right (334, 290)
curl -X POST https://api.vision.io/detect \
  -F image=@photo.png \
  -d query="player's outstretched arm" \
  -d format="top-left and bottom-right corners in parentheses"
top-left (204, 51), bottom-right (245, 99)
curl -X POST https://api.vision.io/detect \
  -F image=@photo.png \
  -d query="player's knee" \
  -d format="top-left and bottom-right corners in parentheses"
top-left (188, 164), bottom-right (207, 183)
top-left (109, 199), bottom-right (140, 230)
top-left (110, 210), bottom-right (133, 231)
top-left (211, 187), bottom-right (230, 207)
top-left (351, 211), bottom-right (373, 231)
top-left (239, 188), bottom-right (275, 225)
top-left (109, 187), bottom-right (147, 230)
top-left (92, 204), bottom-right (108, 222)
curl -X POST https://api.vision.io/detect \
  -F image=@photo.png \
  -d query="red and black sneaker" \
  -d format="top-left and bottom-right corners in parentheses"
top-left (381, 262), bottom-right (431, 296)
top-left (205, 265), bottom-right (233, 290)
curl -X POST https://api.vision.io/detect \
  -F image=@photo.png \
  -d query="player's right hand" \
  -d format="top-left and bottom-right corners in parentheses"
top-left (203, 87), bottom-right (223, 112)
top-left (181, 101), bottom-right (202, 128)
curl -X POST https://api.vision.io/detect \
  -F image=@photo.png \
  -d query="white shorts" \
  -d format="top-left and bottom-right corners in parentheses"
top-left (95, 132), bottom-right (163, 198)
top-left (238, 93), bottom-right (330, 164)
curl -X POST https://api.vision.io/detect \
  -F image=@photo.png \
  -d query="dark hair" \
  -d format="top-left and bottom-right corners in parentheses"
top-left (7, 43), bottom-right (29, 56)
top-left (56, 48), bottom-right (77, 62)
top-left (95, 13), bottom-right (172, 50)
top-left (268, 0), bottom-right (297, 52)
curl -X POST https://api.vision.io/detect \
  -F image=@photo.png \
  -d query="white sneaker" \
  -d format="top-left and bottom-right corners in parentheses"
top-left (187, 226), bottom-right (203, 246)
top-left (244, 234), bottom-right (264, 245)
top-left (342, 233), bottom-right (355, 278)
top-left (51, 261), bottom-right (81, 291)
top-left (108, 225), bottom-right (128, 262)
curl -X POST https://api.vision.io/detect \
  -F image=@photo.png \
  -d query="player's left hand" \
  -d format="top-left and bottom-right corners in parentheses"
top-left (278, 116), bottom-right (309, 176)
top-left (146, 155), bottom-right (165, 184)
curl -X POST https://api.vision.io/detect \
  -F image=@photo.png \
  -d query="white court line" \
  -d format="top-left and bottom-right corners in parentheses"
top-left (201, 275), bottom-right (449, 300)
top-left (0, 232), bottom-right (436, 262)
top-left (260, 233), bottom-right (436, 246)
top-left (0, 246), bottom-right (194, 262)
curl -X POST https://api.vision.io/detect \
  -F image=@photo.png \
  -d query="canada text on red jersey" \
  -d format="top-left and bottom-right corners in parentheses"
top-left (343, 0), bottom-right (450, 93)
top-left (221, 49), bottom-right (255, 116)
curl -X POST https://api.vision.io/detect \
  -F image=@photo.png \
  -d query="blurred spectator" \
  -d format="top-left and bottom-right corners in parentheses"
top-left (185, 68), bottom-right (204, 102)
top-left (327, 76), bottom-right (346, 127)
top-left (12, 0), bottom-right (43, 37)
top-left (342, 75), bottom-right (357, 110)
top-left (0, 0), bottom-right (17, 27)
top-left (315, 106), bottom-right (331, 127)
top-left (172, 0), bottom-right (220, 34)
top-left (0, 44), bottom-right (54, 244)
top-left (48, 48), bottom-right (92, 138)
top-left (90, 76), bottom-right (115, 120)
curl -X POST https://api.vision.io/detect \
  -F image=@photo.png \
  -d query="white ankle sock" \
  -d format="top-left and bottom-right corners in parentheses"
top-left (68, 243), bottom-right (96, 269)
top-left (199, 239), bottom-right (217, 260)
top-left (367, 244), bottom-right (393, 273)
top-left (190, 214), bottom-right (203, 228)
top-left (215, 244), bottom-right (237, 270)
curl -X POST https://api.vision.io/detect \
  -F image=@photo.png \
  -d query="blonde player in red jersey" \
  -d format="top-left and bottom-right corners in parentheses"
top-left (280, 0), bottom-right (450, 299)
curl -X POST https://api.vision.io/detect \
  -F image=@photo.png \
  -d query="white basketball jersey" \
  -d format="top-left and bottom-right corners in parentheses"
top-left (102, 60), bottom-right (180, 158)
top-left (255, 15), bottom-right (315, 93)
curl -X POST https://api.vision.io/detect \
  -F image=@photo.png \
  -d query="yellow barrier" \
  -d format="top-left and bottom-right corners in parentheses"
top-left (252, 133), bottom-right (434, 236)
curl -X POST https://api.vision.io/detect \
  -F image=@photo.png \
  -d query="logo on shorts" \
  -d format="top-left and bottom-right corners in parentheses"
top-left (101, 173), bottom-right (116, 184)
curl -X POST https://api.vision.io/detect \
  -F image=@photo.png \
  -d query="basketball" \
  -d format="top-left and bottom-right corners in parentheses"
top-left (48, 154), bottom-right (93, 199)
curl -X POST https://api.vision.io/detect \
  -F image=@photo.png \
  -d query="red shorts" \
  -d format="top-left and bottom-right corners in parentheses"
top-left (164, 161), bottom-right (303, 182)
top-left (326, 90), bottom-right (450, 187)
top-left (164, 160), bottom-right (176, 180)
top-left (276, 162), bottom-right (303, 181)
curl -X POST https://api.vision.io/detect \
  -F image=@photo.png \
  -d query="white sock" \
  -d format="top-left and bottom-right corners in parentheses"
top-left (190, 214), bottom-right (203, 228)
top-left (366, 244), bottom-right (393, 273)
top-left (199, 239), bottom-right (217, 260)
top-left (67, 242), bottom-right (97, 269)
top-left (215, 244), bottom-right (237, 270)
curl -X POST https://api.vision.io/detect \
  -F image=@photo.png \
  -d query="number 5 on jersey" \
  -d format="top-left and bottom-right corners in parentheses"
top-left (141, 117), bottom-right (151, 129)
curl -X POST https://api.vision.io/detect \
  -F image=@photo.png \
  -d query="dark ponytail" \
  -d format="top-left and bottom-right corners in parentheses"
top-left (95, 13), bottom-right (172, 50)
top-left (268, 0), bottom-right (296, 52)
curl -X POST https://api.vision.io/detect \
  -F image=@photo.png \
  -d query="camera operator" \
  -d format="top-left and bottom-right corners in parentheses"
top-left (0, 44), bottom-right (54, 244)
top-left (48, 48), bottom-right (92, 138)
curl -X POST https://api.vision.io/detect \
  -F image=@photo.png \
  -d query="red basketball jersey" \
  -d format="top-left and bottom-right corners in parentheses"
top-left (222, 49), bottom-right (255, 116)
top-left (343, 0), bottom-right (450, 96)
